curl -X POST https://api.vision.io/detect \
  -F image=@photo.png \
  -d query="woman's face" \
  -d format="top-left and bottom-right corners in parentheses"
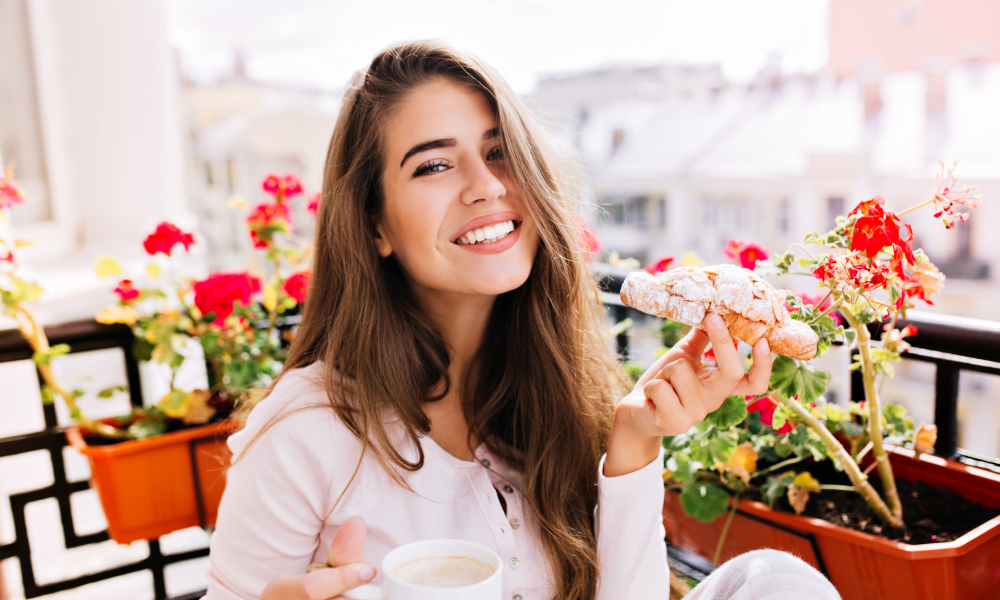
top-left (376, 78), bottom-right (539, 300)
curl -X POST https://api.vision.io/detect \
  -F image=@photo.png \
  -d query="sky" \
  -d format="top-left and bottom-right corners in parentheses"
top-left (167, 0), bottom-right (830, 94)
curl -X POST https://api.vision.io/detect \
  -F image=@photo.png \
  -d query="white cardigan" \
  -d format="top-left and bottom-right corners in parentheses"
top-left (205, 360), bottom-right (669, 600)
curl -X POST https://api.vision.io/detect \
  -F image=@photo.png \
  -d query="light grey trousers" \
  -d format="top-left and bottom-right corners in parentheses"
top-left (683, 549), bottom-right (842, 600)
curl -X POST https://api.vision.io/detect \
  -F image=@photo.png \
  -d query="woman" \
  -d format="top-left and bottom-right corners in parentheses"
top-left (205, 41), bottom-right (840, 600)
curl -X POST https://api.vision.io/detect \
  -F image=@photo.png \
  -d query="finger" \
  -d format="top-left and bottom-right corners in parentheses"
top-left (636, 327), bottom-right (709, 387)
top-left (304, 562), bottom-right (376, 600)
top-left (734, 338), bottom-right (773, 397)
top-left (659, 359), bottom-right (712, 421)
top-left (704, 314), bottom-right (744, 382)
top-left (642, 377), bottom-right (693, 435)
top-left (327, 516), bottom-right (367, 567)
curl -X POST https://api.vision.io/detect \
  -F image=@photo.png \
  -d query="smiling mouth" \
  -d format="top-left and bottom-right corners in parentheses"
top-left (454, 220), bottom-right (520, 245)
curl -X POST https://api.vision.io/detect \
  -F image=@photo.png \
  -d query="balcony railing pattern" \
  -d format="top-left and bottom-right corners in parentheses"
top-left (0, 266), bottom-right (998, 597)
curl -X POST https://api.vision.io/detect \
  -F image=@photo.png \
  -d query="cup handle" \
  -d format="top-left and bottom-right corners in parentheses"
top-left (340, 583), bottom-right (382, 600)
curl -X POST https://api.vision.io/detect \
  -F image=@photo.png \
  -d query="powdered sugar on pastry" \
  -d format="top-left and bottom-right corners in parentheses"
top-left (620, 264), bottom-right (818, 360)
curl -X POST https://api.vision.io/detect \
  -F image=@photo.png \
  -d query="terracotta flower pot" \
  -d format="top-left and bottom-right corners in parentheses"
top-left (67, 420), bottom-right (236, 544)
top-left (662, 446), bottom-right (1000, 600)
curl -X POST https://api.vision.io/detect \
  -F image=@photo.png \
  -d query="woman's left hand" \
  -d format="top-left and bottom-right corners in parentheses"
top-left (604, 313), bottom-right (773, 477)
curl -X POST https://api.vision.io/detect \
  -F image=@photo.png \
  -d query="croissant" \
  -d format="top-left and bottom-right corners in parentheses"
top-left (619, 264), bottom-right (818, 360)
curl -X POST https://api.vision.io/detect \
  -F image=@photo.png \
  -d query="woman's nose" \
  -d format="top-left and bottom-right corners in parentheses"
top-left (460, 155), bottom-right (506, 205)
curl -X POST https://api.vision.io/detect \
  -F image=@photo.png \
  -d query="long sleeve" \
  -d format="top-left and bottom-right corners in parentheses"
top-left (204, 378), bottom-right (339, 599)
top-left (595, 449), bottom-right (669, 599)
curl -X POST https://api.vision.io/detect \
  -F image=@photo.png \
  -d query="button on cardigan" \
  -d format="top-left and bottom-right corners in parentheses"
top-left (205, 361), bottom-right (669, 599)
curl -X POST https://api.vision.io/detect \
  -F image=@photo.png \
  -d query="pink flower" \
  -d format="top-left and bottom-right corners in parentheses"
top-left (247, 202), bottom-right (292, 248)
top-left (307, 192), bottom-right (320, 216)
top-left (723, 238), bottom-right (770, 270)
top-left (113, 279), bottom-right (140, 302)
top-left (932, 161), bottom-right (982, 229)
top-left (282, 271), bottom-right (310, 304)
top-left (0, 167), bottom-right (23, 211)
top-left (574, 217), bottom-right (601, 262)
top-left (644, 256), bottom-right (675, 275)
top-left (142, 222), bottom-right (195, 256)
top-left (261, 174), bottom-right (304, 201)
top-left (193, 272), bottom-right (262, 325)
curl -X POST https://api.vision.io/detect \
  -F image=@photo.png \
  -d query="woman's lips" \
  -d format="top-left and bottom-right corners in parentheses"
top-left (455, 222), bottom-right (521, 254)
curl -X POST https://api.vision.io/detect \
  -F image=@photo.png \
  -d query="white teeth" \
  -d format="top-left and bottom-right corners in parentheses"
top-left (456, 221), bottom-right (517, 245)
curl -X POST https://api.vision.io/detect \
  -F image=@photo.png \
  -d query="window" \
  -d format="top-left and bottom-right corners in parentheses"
top-left (827, 196), bottom-right (844, 229)
top-left (0, 0), bottom-right (52, 225)
top-left (601, 195), bottom-right (648, 229)
top-left (777, 200), bottom-right (790, 234)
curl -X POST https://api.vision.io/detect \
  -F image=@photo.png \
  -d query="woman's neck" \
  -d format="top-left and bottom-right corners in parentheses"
top-left (413, 286), bottom-right (496, 461)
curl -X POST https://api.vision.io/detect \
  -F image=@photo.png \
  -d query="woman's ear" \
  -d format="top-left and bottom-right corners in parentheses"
top-left (373, 223), bottom-right (393, 258)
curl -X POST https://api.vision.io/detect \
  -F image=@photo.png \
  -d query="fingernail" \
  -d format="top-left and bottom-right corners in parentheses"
top-left (359, 565), bottom-right (376, 582)
top-left (761, 338), bottom-right (770, 353)
top-left (709, 314), bottom-right (724, 328)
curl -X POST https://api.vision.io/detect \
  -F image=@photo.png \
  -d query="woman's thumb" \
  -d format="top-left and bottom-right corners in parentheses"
top-left (327, 516), bottom-right (368, 567)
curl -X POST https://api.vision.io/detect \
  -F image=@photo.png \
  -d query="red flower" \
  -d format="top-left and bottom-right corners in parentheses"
top-left (931, 161), bottom-right (983, 229)
top-left (113, 279), bottom-right (140, 302)
top-left (282, 271), bottom-right (310, 304)
top-left (723, 238), bottom-right (770, 270)
top-left (644, 256), bottom-right (675, 275)
top-left (261, 174), bottom-right (304, 201)
top-left (746, 395), bottom-right (794, 434)
top-left (307, 192), bottom-right (320, 216)
top-left (847, 196), bottom-right (915, 277)
top-left (193, 272), bottom-right (262, 325)
top-left (143, 222), bottom-right (195, 256)
top-left (702, 339), bottom-right (740, 364)
top-left (0, 250), bottom-right (14, 264)
top-left (247, 202), bottom-right (292, 248)
top-left (575, 217), bottom-right (601, 262)
top-left (0, 167), bottom-right (24, 211)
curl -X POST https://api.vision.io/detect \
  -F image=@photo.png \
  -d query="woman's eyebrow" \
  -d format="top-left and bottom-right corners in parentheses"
top-left (399, 128), bottom-right (501, 169)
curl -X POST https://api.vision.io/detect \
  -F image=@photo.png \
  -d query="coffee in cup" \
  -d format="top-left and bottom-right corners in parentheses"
top-left (391, 555), bottom-right (495, 587)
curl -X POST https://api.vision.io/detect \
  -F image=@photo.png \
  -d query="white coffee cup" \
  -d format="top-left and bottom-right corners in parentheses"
top-left (341, 539), bottom-right (503, 600)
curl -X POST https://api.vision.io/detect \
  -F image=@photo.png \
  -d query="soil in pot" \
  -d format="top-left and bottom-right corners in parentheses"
top-left (749, 455), bottom-right (1000, 545)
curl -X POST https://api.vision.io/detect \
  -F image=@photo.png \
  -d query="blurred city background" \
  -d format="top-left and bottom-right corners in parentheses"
top-left (1, 0), bottom-right (999, 597)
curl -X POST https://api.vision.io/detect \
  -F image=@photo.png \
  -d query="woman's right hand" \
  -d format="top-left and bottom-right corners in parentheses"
top-left (261, 516), bottom-right (375, 600)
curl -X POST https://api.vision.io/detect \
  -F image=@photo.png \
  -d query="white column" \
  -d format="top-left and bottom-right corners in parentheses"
top-left (25, 0), bottom-right (192, 259)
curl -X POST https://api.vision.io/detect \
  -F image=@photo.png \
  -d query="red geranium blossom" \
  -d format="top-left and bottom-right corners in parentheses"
top-left (306, 192), bottom-right (320, 216)
top-left (193, 272), bottom-right (262, 325)
top-left (282, 271), bottom-right (310, 304)
top-left (723, 238), bottom-right (770, 270)
top-left (261, 174), bottom-right (304, 201)
top-left (0, 167), bottom-right (24, 211)
top-left (644, 256), bottom-right (675, 275)
top-left (143, 222), bottom-right (195, 256)
top-left (113, 279), bottom-right (140, 302)
top-left (746, 395), bottom-right (794, 434)
top-left (847, 196), bottom-right (915, 277)
top-left (247, 202), bottom-right (292, 248)
top-left (931, 161), bottom-right (982, 229)
top-left (575, 217), bottom-right (601, 262)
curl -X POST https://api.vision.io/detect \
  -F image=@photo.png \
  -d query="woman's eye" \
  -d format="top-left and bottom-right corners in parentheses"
top-left (487, 146), bottom-right (505, 161)
top-left (413, 159), bottom-right (449, 177)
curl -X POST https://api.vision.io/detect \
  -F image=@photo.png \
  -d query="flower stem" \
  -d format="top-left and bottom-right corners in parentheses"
top-left (14, 303), bottom-right (127, 438)
top-left (809, 296), bottom-right (844, 324)
top-left (713, 492), bottom-right (740, 570)
top-left (840, 305), bottom-right (904, 523)
top-left (896, 196), bottom-right (937, 217)
top-left (750, 455), bottom-right (808, 480)
top-left (779, 395), bottom-right (902, 528)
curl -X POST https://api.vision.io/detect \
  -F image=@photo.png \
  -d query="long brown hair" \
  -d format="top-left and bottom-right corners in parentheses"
top-left (270, 41), bottom-right (627, 600)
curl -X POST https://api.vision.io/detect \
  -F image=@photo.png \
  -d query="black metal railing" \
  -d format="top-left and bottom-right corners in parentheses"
top-left (1, 265), bottom-right (998, 597)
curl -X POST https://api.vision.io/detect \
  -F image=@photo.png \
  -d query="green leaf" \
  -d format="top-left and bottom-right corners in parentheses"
top-left (96, 385), bottom-right (127, 399)
top-left (71, 388), bottom-right (85, 398)
top-left (788, 425), bottom-right (809, 446)
top-left (666, 452), bottom-right (697, 483)
top-left (40, 385), bottom-right (55, 405)
top-left (761, 473), bottom-right (795, 507)
top-left (679, 482), bottom-right (731, 523)
top-left (127, 418), bottom-right (168, 439)
top-left (705, 395), bottom-right (749, 429)
top-left (32, 344), bottom-right (71, 367)
top-left (133, 337), bottom-right (154, 362)
top-left (69, 407), bottom-right (81, 421)
top-left (769, 355), bottom-right (830, 404)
